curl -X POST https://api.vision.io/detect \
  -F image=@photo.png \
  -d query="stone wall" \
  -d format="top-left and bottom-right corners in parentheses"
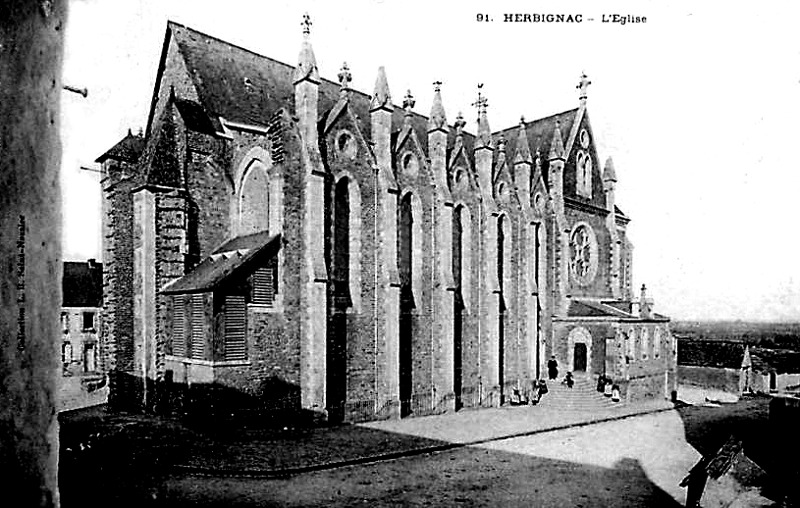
top-left (678, 365), bottom-right (743, 394)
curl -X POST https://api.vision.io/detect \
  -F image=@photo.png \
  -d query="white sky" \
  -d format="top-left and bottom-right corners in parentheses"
top-left (61, 0), bottom-right (800, 322)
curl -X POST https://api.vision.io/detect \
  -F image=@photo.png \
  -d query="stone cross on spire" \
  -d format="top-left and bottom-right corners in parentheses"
top-left (338, 62), bottom-right (352, 98)
top-left (473, 84), bottom-right (492, 149)
top-left (472, 83), bottom-right (488, 121)
top-left (577, 71), bottom-right (591, 103)
top-left (433, 80), bottom-right (442, 93)
top-left (302, 13), bottom-right (312, 36)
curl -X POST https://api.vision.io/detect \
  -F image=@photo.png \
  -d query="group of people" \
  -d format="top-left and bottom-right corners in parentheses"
top-left (540, 355), bottom-right (621, 402)
top-left (548, 355), bottom-right (575, 388)
top-left (597, 373), bottom-right (621, 402)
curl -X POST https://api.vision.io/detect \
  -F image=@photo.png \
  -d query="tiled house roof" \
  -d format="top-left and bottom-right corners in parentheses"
top-left (677, 339), bottom-right (748, 369)
top-left (62, 261), bottom-right (103, 307)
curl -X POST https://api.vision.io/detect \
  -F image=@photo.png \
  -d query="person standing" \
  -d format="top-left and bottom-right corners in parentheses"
top-left (530, 381), bottom-right (540, 404)
top-left (564, 371), bottom-right (574, 388)
top-left (547, 355), bottom-right (559, 380)
top-left (597, 374), bottom-right (606, 392)
top-left (612, 384), bottom-right (621, 402)
top-left (538, 379), bottom-right (549, 396)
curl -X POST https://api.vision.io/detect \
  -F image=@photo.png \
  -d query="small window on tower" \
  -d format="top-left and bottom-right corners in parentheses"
top-left (82, 311), bottom-right (95, 330)
top-left (402, 152), bottom-right (419, 177)
top-left (336, 131), bottom-right (357, 159)
top-left (61, 312), bottom-right (69, 332)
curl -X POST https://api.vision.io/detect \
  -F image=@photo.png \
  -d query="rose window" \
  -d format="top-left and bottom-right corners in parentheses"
top-left (569, 223), bottom-right (598, 285)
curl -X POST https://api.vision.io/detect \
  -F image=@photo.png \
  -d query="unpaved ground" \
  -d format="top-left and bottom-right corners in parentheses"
top-left (159, 410), bottom-right (700, 507)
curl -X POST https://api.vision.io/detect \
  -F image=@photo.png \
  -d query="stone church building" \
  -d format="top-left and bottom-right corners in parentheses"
top-left (97, 17), bottom-right (676, 421)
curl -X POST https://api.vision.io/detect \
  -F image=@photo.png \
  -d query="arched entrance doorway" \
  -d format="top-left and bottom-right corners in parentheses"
top-left (567, 326), bottom-right (593, 376)
top-left (573, 343), bottom-right (587, 373)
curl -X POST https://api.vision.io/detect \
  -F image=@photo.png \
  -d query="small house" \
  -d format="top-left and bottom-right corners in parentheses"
top-left (677, 339), bottom-right (751, 401)
top-left (750, 347), bottom-right (800, 394)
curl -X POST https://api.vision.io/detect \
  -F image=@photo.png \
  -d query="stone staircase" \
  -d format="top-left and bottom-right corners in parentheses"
top-left (536, 375), bottom-right (624, 412)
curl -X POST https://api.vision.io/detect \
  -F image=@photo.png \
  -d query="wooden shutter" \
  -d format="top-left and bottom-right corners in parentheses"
top-left (172, 295), bottom-right (186, 357)
top-left (191, 294), bottom-right (205, 360)
top-left (252, 266), bottom-right (274, 307)
top-left (225, 295), bottom-right (246, 361)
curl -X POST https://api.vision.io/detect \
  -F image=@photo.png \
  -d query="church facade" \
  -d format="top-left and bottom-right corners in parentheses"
top-left (97, 18), bottom-right (676, 421)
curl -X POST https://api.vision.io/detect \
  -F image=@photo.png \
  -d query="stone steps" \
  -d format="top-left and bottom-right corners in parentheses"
top-left (536, 376), bottom-right (624, 412)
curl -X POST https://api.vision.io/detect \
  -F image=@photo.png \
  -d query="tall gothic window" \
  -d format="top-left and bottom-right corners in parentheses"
top-left (497, 216), bottom-right (506, 292)
top-left (398, 193), bottom-right (413, 306)
top-left (332, 178), bottom-right (351, 306)
top-left (239, 161), bottom-right (269, 235)
top-left (576, 151), bottom-right (592, 198)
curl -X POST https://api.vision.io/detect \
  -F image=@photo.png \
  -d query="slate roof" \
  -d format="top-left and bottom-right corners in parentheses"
top-left (95, 129), bottom-right (146, 163)
top-left (164, 21), bottom-right (582, 179)
top-left (492, 109), bottom-right (579, 186)
top-left (162, 232), bottom-right (279, 294)
top-left (750, 347), bottom-right (800, 374)
top-left (677, 339), bottom-right (748, 369)
top-left (62, 261), bottom-right (103, 307)
top-left (567, 300), bottom-right (635, 318)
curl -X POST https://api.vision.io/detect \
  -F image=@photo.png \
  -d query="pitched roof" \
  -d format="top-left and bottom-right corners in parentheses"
top-left (95, 129), bottom-right (145, 163)
top-left (492, 109), bottom-right (578, 187)
top-left (750, 347), bottom-right (800, 374)
top-left (677, 339), bottom-right (747, 369)
top-left (567, 300), bottom-right (635, 318)
top-left (165, 22), bottom-right (590, 175)
top-left (62, 260), bottom-right (103, 307)
top-left (161, 232), bottom-right (279, 294)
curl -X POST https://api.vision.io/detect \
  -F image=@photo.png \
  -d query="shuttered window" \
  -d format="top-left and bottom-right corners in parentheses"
top-left (172, 295), bottom-right (186, 357)
top-left (251, 267), bottom-right (274, 306)
top-left (225, 295), bottom-right (247, 361)
top-left (191, 294), bottom-right (205, 360)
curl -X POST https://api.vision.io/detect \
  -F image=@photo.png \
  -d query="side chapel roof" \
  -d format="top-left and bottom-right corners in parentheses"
top-left (161, 231), bottom-right (280, 294)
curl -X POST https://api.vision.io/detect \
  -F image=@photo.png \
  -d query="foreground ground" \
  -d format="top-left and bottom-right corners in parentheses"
top-left (161, 410), bottom-right (697, 507)
top-left (60, 396), bottom-right (792, 507)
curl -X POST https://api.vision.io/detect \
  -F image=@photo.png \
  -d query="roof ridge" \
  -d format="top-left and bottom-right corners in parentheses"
top-left (168, 21), bottom-right (569, 136)
top-left (493, 108), bottom-right (579, 137)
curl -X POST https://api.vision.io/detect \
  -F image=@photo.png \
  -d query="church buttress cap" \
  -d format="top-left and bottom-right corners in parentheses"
top-left (427, 81), bottom-right (447, 133)
top-left (603, 156), bottom-right (617, 182)
top-left (293, 13), bottom-right (319, 85)
top-left (549, 120), bottom-right (565, 160)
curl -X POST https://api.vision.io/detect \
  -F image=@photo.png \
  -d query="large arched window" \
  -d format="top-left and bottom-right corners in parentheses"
top-left (576, 151), bottom-right (592, 199)
top-left (238, 160), bottom-right (270, 235)
top-left (453, 205), bottom-right (472, 310)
